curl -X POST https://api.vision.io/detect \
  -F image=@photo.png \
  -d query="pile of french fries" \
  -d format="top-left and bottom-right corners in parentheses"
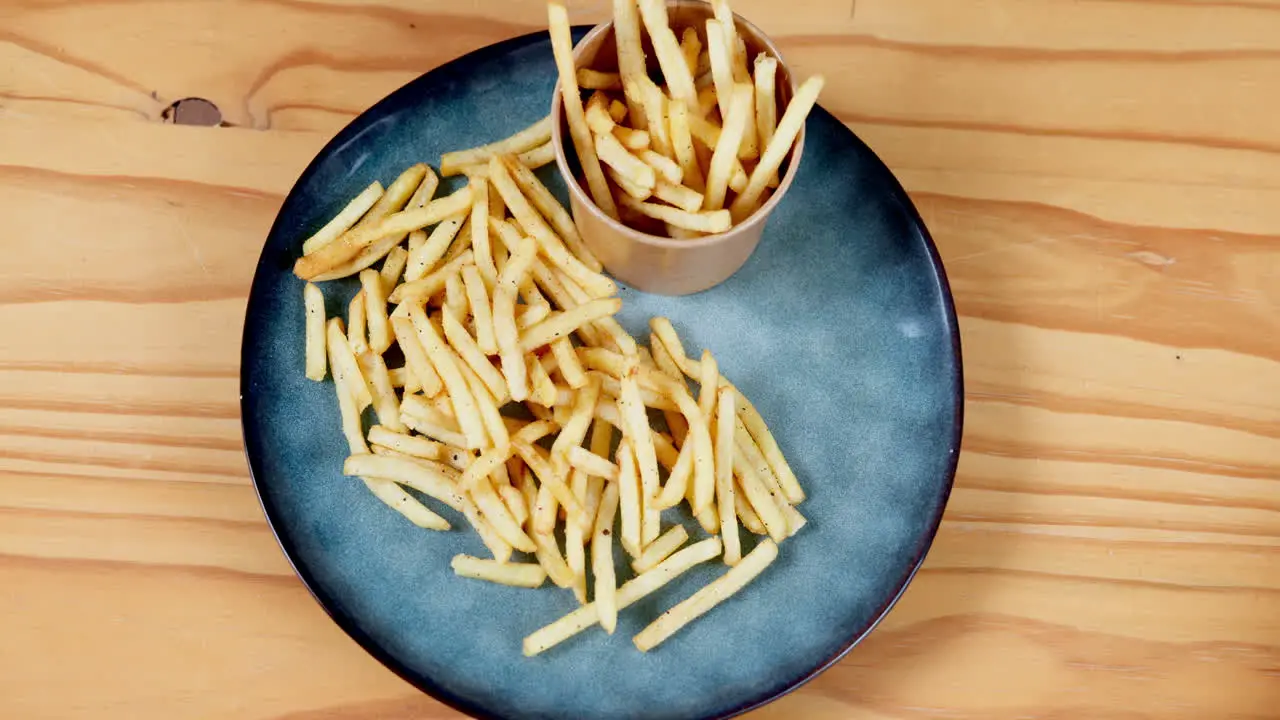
top-left (552, 0), bottom-right (823, 238)
top-left (290, 1), bottom-right (810, 656)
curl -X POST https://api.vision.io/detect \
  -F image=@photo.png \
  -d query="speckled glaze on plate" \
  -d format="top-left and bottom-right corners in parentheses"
top-left (241, 28), bottom-right (962, 720)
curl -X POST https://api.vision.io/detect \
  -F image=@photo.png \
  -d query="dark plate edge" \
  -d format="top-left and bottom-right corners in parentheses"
top-left (239, 27), bottom-right (965, 720)
top-left (717, 114), bottom-right (965, 718)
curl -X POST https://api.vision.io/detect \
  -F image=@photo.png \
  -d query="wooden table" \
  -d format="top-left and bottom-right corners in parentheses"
top-left (4, 1), bottom-right (1278, 717)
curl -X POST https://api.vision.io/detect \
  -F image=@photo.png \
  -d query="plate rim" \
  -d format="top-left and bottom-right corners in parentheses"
top-left (240, 27), bottom-right (964, 720)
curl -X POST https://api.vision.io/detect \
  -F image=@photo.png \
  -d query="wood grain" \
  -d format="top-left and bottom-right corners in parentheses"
top-left (2, 0), bottom-right (1278, 718)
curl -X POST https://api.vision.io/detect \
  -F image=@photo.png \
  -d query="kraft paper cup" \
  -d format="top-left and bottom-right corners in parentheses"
top-left (551, 0), bottom-right (804, 296)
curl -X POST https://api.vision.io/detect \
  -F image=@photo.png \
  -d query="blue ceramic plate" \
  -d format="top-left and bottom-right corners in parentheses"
top-left (242, 28), bottom-right (961, 720)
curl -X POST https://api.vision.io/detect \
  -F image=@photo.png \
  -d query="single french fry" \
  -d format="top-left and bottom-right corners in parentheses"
top-left (653, 436), bottom-right (693, 509)
top-left (578, 68), bottom-right (622, 90)
top-left (358, 269), bottom-right (392, 355)
top-left (408, 165), bottom-right (441, 208)
top-left (614, 126), bottom-right (651, 151)
top-left (605, 166), bottom-right (653, 201)
top-left (616, 438), bottom-right (642, 557)
top-left (347, 290), bottom-right (368, 355)
top-left (734, 414), bottom-right (785, 501)
top-left (585, 92), bottom-right (617, 136)
top-left (566, 445), bottom-right (620, 481)
top-left (378, 245), bottom-right (409, 294)
top-left (302, 181), bottom-right (383, 255)
top-left (517, 302), bottom-right (552, 330)
top-left (494, 235), bottom-right (538, 402)
top-left (361, 477), bottom-right (449, 530)
top-left (613, 0), bottom-right (649, 128)
top-left (633, 539), bottom-right (777, 651)
top-left (646, 369), bottom-right (714, 513)
top-left (333, 372), bottom-right (368, 456)
top-left (455, 142), bottom-right (557, 178)
top-left (632, 524), bottom-right (689, 574)
top-left (532, 470), bottom-right (559, 535)
top-left (344, 453), bottom-right (466, 512)
top-left (408, 229), bottom-right (426, 255)
top-left (461, 265), bottom-right (497, 355)
top-left (698, 349), bottom-right (719, 421)
top-left (565, 467), bottom-right (590, 603)
top-left (618, 367), bottom-right (661, 546)
top-left (754, 54), bottom-right (778, 160)
top-left (552, 337), bottom-right (587, 389)
top-left (452, 555), bottom-right (545, 588)
top-left (781, 502), bottom-right (807, 537)
top-left (592, 482), bottom-right (621, 633)
top-left (690, 468), bottom-right (720, 534)
top-left (633, 77), bottom-right (672, 157)
top-left (387, 365), bottom-right (413, 391)
top-left (527, 352), bottom-right (558, 408)
top-left (465, 175), bottom-right (495, 285)
top-left (730, 384), bottom-right (804, 503)
top-left (390, 316), bottom-right (444, 397)
top-left (326, 318), bottom-right (373, 411)
top-left (550, 375), bottom-right (603, 476)
top-left (499, 484), bottom-right (529, 528)
top-left (734, 443), bottom-right (788, 542)
top-left (458, 354), bottom-right (511, 453)
top-left (441, 305), bottom-right (508, 403)
top-left (638, 149), bottom-right (683, 185)
top-left (357, 351), bottom-right (405, 433)
top-left (440, 115), bottom-right (552, 176)
top-left (729, 160), bottom-right (749, 193)
top-left (704, 83), bottom-right (753, 210)
top-left (734, 483), bottom-right (767, 535)
top-left (460, 478), bottom-right (518, 561)
top-left (609, 99), bottom-right (629, 123)
top-left (595, 131), bottom-right (657, 191)
top-left (400, 406), bottom-right (468, 449)
top-left (680, 26), bottom-right (702, 76)
top-left (498, 155), bottom-right (602, 272)
top-left (731, 74), bottom-right (825, 220)
top-left (294, 187), bottom-right (472, 280)
top-left (534, 532), bottom-right (577, 589)
top-left (348, 164), bottom-right (424, 233)
top-left (368, 425), bottom-right (445, 460)
top-left (696, 83), bottom-right (718, 116)
top-left (409, 304), bottom-right (488, 449)
top-left (489, 176), bottom-right (506, 220)
top-left (303, 283), bottom-right (327, 381)
top-left (715, 386), bottom-right (741, 565)
top-left (686, 113), bottom-right (750, 185)
top-left (520, 299), bottom-right (622, 352)
top-left (705, 20), bottom-right (735, 121)
top-left (620, 194), bottom-right (728, 232)
top-left (523, 537), bottom-right (722, 656)
top-left (667, 100), bottom-right (704, 193)
top-left (370, 445), bottom-right (461, 478)
top-left (649, 316), bottom-right (694, 375)
top-left (548, 2), bottom-right (618, 218)
top-left (636, 0), bottom-right (697, 104)
top-left (443, 270), bottom-right (466, 323)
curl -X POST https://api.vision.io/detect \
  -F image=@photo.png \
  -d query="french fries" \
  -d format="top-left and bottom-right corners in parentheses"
top-left (551, 0), bottom-right (819, 238)
top-left (633, 539), bottom-right (778, 651)
top-left (293, 0), bottom-right (813, 654)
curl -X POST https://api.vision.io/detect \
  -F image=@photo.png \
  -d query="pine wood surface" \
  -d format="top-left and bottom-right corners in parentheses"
top-left (2, 1), bottom-right (1278, 718)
